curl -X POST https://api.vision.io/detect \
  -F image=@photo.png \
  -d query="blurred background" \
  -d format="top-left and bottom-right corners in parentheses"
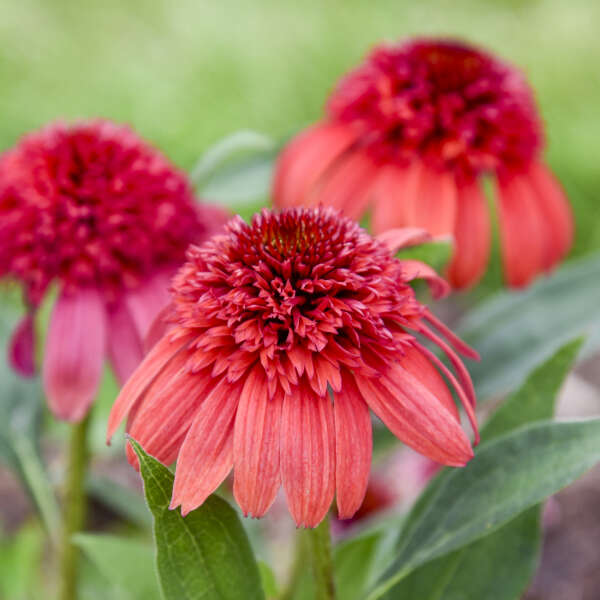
top-left (0, 1), bottom-right (599, 598)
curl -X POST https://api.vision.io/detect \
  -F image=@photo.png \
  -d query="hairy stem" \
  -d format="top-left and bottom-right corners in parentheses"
top-left (58, 414), bottom-right (90, 600)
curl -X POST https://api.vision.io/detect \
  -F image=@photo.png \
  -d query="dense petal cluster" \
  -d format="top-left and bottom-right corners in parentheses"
top-left (0, 119), bottom-right (227, 420)
top-left (108, 207), bottom-right (479, 528)
top-left (328, 39), bottom-right (542, 177)
top-left (273, 38), bottom-right (573, 289)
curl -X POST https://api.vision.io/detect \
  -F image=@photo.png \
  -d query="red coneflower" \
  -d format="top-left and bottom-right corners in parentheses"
top-left (273, 38), bottom-right (573, 289)
top-left (108, 207), bottom-right (479, 528)
top-left (0, 119), bottom-right (227, 421)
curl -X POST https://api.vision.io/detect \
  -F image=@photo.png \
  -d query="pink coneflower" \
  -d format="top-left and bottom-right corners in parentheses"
top-left (0, 119), bottom-right (227, 421)
top-left (273, 38), bottom-right (573, 289)
top-left (108, 207), bottom-right (479, 528)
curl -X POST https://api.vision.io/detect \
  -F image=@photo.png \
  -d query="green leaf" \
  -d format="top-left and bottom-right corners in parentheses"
top-left (257, 560), bottom-right (279, 599)
top-left (191, 130), bottom-right (277, 208)
top-left (395, 238), bottom-right (453, 273)
top-left (333, 531), bottom-right (382, 600)
top-left (385, 508), bottom-right (540, 600)
top-left (73, 534), bottom-right (161, 600)
top-left (459, 252), bottom-right (600, 400)
top-left (482, 337), bottom-right (583, 441)
top-left (378, 340), bottom-right (582, 599)
top-left (367, 418), bottom-right (600, 599)
top-left (130, 439), bottom-right (265, 600)
top-left (0, 307), bottom-right (60, 544)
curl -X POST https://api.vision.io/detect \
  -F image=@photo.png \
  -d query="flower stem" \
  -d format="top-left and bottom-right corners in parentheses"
top-left (58, 413), bottom-right (91, 600)
top-left (306, 514), bottom-right (336, 600)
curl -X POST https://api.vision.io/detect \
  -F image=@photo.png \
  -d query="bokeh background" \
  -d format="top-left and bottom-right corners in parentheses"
top-left (1, 1), bottom-right (599, 598)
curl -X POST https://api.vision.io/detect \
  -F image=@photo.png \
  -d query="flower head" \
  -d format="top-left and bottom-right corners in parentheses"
top-left (273, 38), bottom-right (573, 289)
top-left (108, 207), bottom-right (478, 528)
top-left (0, 119), bottom-right (227, 420)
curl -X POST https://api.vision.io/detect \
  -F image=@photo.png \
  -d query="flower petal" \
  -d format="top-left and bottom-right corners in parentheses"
top-left (43, 288), bottom-right (107, 422)
top-left (8, 313), bottom-right (36, 377)
top-left (125, 271), bottom-right (172, 341)
top-left (125, 364), bottom-right (213, 469)
top-left (170, 377), bottom-right (241, 515)
top-left (371, 164), bottom-right (421, 234)
top-left (280, 385), bottom-right (335, 527)
top-left (398, 345), bottom-right (458, 421)
top-left (335, 371), bottom-right (372, 519)
top-left (375, 227), bottom-right (432, 254)
top-left (106, 330), bottom-right (194, 442)
top-left (273, 122), bottom-right (357, 208)
top-left (408, 164), bottom-right (457, 236)
top-left (233, 367), bottom-right (283, 518)
top-left (447, 178), bottom-right (491, 289)
top-left (356, 369), bottom-right (473, 467)
top-left (496, 169), bottom-right (546, 287)
top-left (525, 162), bottom-right (573, 269)
top-left (313, 151), bottom-right (377, 220)
top-left (400, 259), bottom-right (450, 299)
top-left (106, 299), bottom-right (144, 385)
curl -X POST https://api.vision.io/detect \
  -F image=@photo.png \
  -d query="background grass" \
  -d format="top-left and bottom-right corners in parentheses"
top-left (1, 0), bottom-right (598, 259)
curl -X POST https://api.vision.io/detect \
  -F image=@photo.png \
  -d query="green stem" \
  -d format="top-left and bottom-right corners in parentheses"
top-left (306, 514), bottom-right (336, 600)
top-left (58, 414), bottom-right (91, 600)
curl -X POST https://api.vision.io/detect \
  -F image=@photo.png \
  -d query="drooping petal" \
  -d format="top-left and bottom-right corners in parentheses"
top-left (398, 345), bottom-right (458, 421)
top-left (371, 164), bottom-right (421, 234)
top-left (400, 259), bottom-right (450, 299)
top-left (170, 377), bottom-right (242, 515)
top-left (125, 271), bottom-right (172, 341)
top-left (233, 367), bottom-right (283, 518)
top-left (524, 162), bottom-right (573, 269)
top-left (143, 304), bottom-right (174, 353)
top-left (107, 331), bottom-right (195, 441)
top-left (43, 288), bottom-right (107, 422)
top-left (312, 151), bottom-right (377, 220)
top-left (408, 164), bottom-right (457, 236)
top-left (280, 386), bottom-right (336, 528)
top-left (273, 122), bottom-right (357, 208)
top-left (356, 370), bottom-right (473, 467)
top-left (447, 178), bottom-right (491, 289)
top-left (334, 371), bottom-right (372, 519)
top-left (8, 313), bottom-right (36, 377)
top-left (106, 299), bottom-right (144, 385)
top-left (125, 363), bottom-right (214, 469)
top-left (496, 169), bottom-right (546, 287)
top-left (375, 227), bottom-right (431, 254)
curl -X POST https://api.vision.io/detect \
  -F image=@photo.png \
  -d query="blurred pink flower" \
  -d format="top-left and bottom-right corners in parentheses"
top-left (273, 38), bottom-right (573, 289)
top-left (108, 207), bottom-right (478, 528)
top-left (0, 119), bottom-right (227, 421)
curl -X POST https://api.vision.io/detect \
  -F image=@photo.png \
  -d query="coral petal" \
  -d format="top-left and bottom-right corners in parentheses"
top-left (280, 386), bottom-right (336, 528)
top-left (335, 371), bottom-right (372, 519)
top-left (273, 122), bottom-right (357, 208)
top-left (447, 178), bottom-right (491, 289)
top-left (233, 367), bottom-right (283, 518)
top-left (8, 313), bottom-right (36, 377)
top-left (170, 377), bottom-right (241, 514)
top-left (371, 164), bottom-right (421, 234)
top-left (356, 371), bottom-right (473, 466)
top-left (496, 169), bottom-right (546, 287)
top-left (400, 259), bottom-right (450, 299)
top-left (107, 331), bottom-right (194, 442)
top-left (126, 365), bottom-right (213, 469)
top-left (376, 227), bottom-right (432, 254)
top-left (43, 288), bottom-right (107, 422)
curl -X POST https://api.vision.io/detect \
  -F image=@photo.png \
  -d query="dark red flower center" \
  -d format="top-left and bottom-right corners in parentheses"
top-left (327, 38), bottom-right (543, 178)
